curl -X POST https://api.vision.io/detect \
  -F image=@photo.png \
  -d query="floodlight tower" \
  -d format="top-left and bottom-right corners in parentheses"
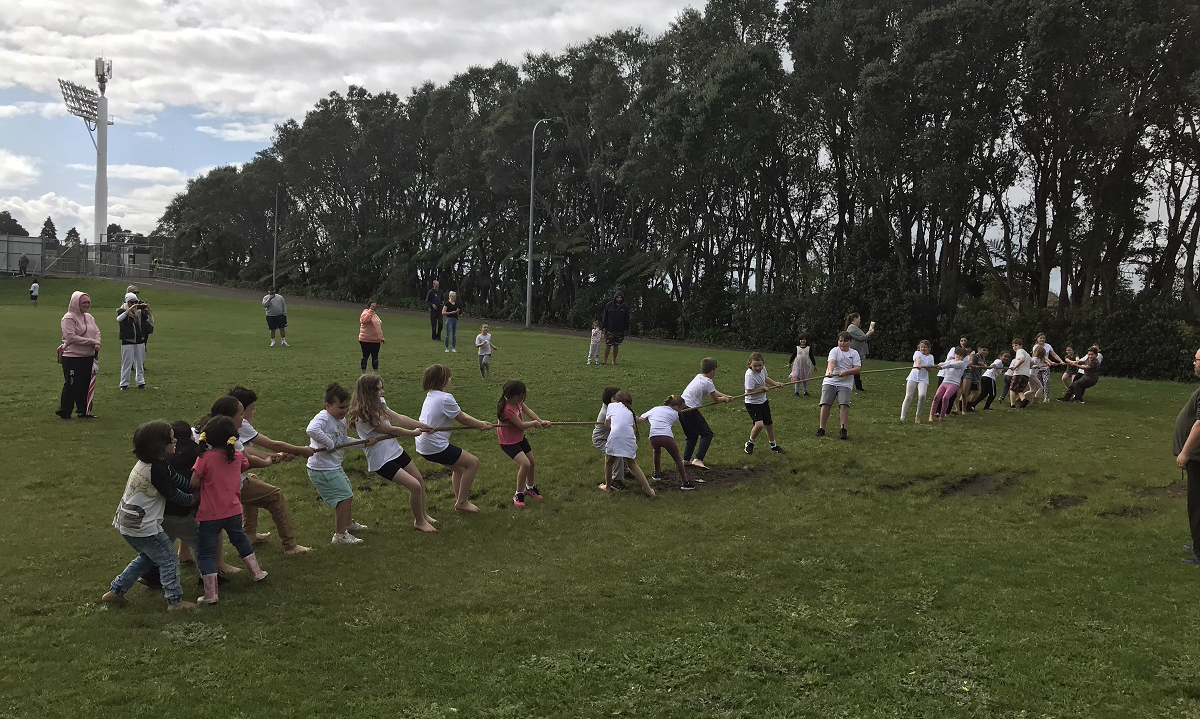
top-left (59, 58), bottom-right (113, 246)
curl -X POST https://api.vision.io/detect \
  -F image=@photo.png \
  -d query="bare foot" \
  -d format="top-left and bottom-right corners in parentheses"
top-left (454, 502), bottom-right (480, 513)
top-left (414, 521), bottom-right (437, 533)
top-left (218, 563), bottom-right (244, 574)
top-left (424, 514), bottom-right (438, 524)
top-left (598, 483), bottom-right (610, 491)
top-left (167, 600), bottom-right (198, 611)
top-left (644, 488), bottom-right (657, 498)
top-left (282, 545), bottom-right (312, 556)
top-left (252, 532), bottom-right (272, 543)
top-left (913, 418), bottom-right (921, 425)
top-left (689, 460), bottom-right (709, 470)
top-left (101, 591), bottom-right (127, 605)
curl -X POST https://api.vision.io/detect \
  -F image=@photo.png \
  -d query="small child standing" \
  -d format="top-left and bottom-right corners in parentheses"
top-left (818, 331), bottom-right (861, 440)
top-left (901, 340), bottom-right (935, 423)
top-left (475, 324), bottom-right (498, 379)
top-left (788, 336), bottom-right (814, 396)
top-left (604, 390), bottom-right (655, 497)
top-left (497, 379), bottom-right (551, 508)
top-left (593, 386), bottom-right (622, 490)
top-left (306, 382), bottom-right (376, 546)
top-left (415, 364), bottom-right (493, 513)
top-left (680, 358), bottom-right (734, 470)
top-left (587, 320), bottom-right (604, 365)
top-left (102, 421), bottom-right (198, 611)
top-left (640, 396), bottom-right (691, 489)
top-left (744, 351), bottom-right (786, 454)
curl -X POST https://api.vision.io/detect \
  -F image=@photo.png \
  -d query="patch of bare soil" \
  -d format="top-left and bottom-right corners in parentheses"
top-left (650, 463), bottom-right (773, 492)
top-left (878, 474), bottom-right (939, 493)
top-left (938, 469), bottom-right (1023, 497)
top-left (1098, 505), bottom-right (1156, 519)
top-left (1135, 482), bottom-right (1186, 499)
top-left (1046, 494), bottom-right (1087, 510)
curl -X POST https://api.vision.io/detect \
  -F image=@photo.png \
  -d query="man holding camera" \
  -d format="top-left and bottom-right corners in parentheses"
top-left (117, 292), bottom-right (153, 390)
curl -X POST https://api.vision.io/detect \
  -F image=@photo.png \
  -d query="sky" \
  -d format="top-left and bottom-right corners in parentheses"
top-left (0, 0), bottom-right (690, 242)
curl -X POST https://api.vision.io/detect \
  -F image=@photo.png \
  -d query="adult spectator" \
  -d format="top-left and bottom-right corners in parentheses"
top-left (117, 292), bottom-right (153, 390)
top-left (845, 313), bottom-right (875, 391)
top-left (262, 287), bottom-right (288, 347)
top-left (1175, 347), bottom-right (1200, 565)
top-left (18, 254), bottom-right (29, 276)
top-left (426, 280), bottom-right (444, 341)
top-left (601, 290), bottom-right (630, 365)
top-left (56, 291), bottom-right (101, 419)
top-left (359, 300), bottom-right (384, 372)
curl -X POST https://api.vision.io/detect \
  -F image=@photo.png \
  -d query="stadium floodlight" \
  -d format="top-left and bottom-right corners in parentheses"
top-left (58, 57), bottom-right (113, 246)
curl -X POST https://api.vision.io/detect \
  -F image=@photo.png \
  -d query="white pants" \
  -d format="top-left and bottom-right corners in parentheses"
top-left (120, 344), bottom-right (146, 387)
top-left (900, 380), bottom-right (928, 420)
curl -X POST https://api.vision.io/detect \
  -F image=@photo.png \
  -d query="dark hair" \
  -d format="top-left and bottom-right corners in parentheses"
top-left (1087, 345), bottom-right (1100, 355)
top-left (797, 335), bottom-right (808, 344)
top-left (422, 364), bottom-right (452, 393)
top-left (700, 357), bottom-right (718, 374)
top-left (132, 420), bottom-right (175, 463)
top-left (1012, 337), bottom-right (1023, 346)
top-left (498, 380), bottom-right (527, 420)
top-left (612, 389), bottom-right (641, 442)
top-left (169, 420), bottom-right (200, 477)
top-left (199, 416), bottom-right (238, 463)
top-left (954, 345), bottom-right (970, 357)
top-left (664, 395), bottom-right (686, 409)
top-left (846, 312), bottom-right (861, 326)
top-left (838, 331), bottom-right (853, 342)
top-left (196, 395), bottom-right (243, 432)
top-left (324, 382), bottom-right (350, 405)
top-left (600, 386), bottom-right (619, 404)
top-left (227, 385), bottom-right (257, 409)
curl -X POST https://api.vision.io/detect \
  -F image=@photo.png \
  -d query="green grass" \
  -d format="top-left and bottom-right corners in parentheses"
top-left (3, 276), bottom-right (1199, 718)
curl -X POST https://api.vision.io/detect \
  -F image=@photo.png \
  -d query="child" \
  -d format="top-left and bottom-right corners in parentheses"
top-left (603, 390), bottom-right (655, 497)
top-left (640, 395), bottom-right (691, 490)
top-left (587, 320), bottom-right (604, 365)
top-left (818, 331), bottom-right (861, 440)
top-left (138, 421), bottom-right (205, 590)
top-left (1030, 345), bottom-right (1050, 402)
top-left (744, 351), bottom-right (785, 454)
top-left (415, 364), bottom-right (493, 513)
top-left (349, 373), bottom-right (437, 533)
top-left (788, 336), bottom-right (813, 396)
top-left (497, 380), bottom-right (551, 507)
top-left (475, 324), bottom-right (498, 378)
top-left (1008, 337), bottom-right (1033, 408)
top-left (1061, 346), bottom-right (1078, 389)
top-left (102, 421), bottom-right (198, 611)
top-left (930, 346), bottom-right (970, 420)
top-left (969, 348), bottom-right (1006, 410)
top-left (901, 340), bottom-right (935, 423)
top-left (680, 357), bottom-right (734, 470)
top-left (30, 277), bottom-right (38, 307)
top-left (593, 386), bottom-right (623, 490)
top-left (191, 416), bottom-right (277, 604)
top-left (963, 346), bottom-right (990, 410)
top-left (306, 382), bottom-right (376, 545)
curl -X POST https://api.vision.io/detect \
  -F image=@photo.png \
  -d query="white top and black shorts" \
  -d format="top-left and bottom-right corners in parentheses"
top-left (820, 347), bottom-right (861, 407)
top-left (744, 366), bottom-right (773, 426)
top-left (415, 390), bottom-right (464, 465)
top-left (357, 401), bottom-right (414, 479)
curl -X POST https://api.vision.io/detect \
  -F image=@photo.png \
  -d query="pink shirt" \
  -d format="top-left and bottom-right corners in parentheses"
top-left (192, 449), bottom-right (250, 521)
top-left (60, 291), bottom-right (101, 357)
top-left (497, 402), bottom-right (526, 445)
top-left (358, 309), bottom-right (383, 342)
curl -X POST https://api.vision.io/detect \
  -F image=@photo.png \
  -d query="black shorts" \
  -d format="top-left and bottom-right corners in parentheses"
top-left (266, 314), bottom-right (287, 330)
top-left (419, 445), bottom-right (463, 466)
top-left (746, 401), bottom-right (772, 425)
top-left (500, 438), bottom-right (533, 459)
top-left (375, 453), bottom-right (412, 479)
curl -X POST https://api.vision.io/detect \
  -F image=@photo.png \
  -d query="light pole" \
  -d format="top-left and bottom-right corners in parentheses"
top-left (526, 118), bottom-right (555, 329)
top-left (59, 57), bottom-right (113, 247)
top-left (272, 184), bottom-right (280, 288)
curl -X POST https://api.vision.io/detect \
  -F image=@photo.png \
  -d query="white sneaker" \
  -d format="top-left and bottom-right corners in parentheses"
top-left (452, 349), bottom-right (457, 353)
top-left (281, 340), bottom-right (289, 347)
top-left (445, 348), bottom-right (450, 353)
top-left (331, 532), bottom-right (363, 545)
top-left (347, 520), bottom-right (368, 533)
top-left (270, 339), bottom-right (276, 346)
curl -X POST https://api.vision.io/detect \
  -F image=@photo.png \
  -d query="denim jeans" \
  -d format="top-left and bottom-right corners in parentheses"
top-left (110, 531), bottom-right (183, 604)
top-left (197, 514), bottom-right (255, 576)
top-left (444, 317), bottom-right (458, 350)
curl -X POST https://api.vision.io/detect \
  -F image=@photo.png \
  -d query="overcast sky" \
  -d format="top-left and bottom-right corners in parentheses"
top-left (0, 0), bottom-right (691, 241)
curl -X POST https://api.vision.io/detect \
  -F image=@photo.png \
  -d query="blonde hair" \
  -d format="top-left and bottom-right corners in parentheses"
top-left (348, 373), bottom-right (388, 428)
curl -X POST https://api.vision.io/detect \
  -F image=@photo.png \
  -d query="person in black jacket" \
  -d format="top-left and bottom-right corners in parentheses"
top-left (426, 280), bottom-right (444, 340)
top-left (601, 290), bottom-right (631, 366)
top-left (117, 292), bottom-right (153, 390)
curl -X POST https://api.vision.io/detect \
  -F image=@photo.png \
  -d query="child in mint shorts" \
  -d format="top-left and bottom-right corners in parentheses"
top-left (306, 382), bottom-right (376, 545)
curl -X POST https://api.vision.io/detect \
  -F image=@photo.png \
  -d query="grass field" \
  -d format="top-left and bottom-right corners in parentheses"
top-left (3, 276), bottom-right (1199, 719)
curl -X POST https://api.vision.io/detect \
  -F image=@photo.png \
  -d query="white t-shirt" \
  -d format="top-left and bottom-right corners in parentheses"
top-left (1010, 348), bottom-right (1032, 377)
top-left (30, 282), bottom-right (39, 296)
top-left (238, 420), bottom-right (260, 446)
top-left (111, 461), bottom-right (166, 537)
top-left (476, 333), bottom-right (492, 356)
top-left (306, 409), bottom-right (347, 470)
top-left (906, 351), bottom-right (936, 383)
top-left (682, 374), bottom-right (716, 409)
top-left (356, 399), bottom-right (405, 472)
top-left (983, 358), bottom-right (1004, 380)
top-left (939, 358), bottom-right (968, 385)
top-left (744, 366), bottom-right (769, 405)
top-left (639, 405), bottom-right (679, 438)
top-left (822, 347), bottom-right (860, 389)
top-left (604, 402), bottom-right (637, 458)
top-left (415, 390), bottom-right (460, 455)
top-left (937, 348), bottom-right (957, 378)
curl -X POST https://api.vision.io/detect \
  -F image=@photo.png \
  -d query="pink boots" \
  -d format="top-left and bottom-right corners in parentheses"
top-left (197, 573), bottom-right (219, 604)
top-left (243, 553), bottom-right (268, 581)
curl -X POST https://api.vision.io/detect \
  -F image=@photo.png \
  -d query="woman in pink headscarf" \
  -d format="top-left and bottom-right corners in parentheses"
top-left (57, 291), bottom-right (101, 419)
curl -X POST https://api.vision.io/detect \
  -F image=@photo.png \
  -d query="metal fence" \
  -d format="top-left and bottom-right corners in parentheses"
top-left (1, 235), bottom-right (43, 275)
top-left (87, 262), bottom-right (215, 284)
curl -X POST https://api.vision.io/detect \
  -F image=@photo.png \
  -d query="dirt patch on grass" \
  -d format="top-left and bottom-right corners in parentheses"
top-left (1136, 482), bottom-right (1186, 499)
top-left (1098, 505), bottom-right (1156, 519)
top-left (878, 474), bottom-right (939, 493)
top-left (938, 470), bottom-right (1023, 497)
top-left (650, 463), bottom-right (773, 492)
top-left (1046, 494), bottom-right (1087, 510)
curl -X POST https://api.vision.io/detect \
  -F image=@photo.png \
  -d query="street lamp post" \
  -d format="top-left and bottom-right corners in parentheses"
top-left (526, 118), bottom-right (555, 330)
top-left (272, 184), bottom-right (280, 288)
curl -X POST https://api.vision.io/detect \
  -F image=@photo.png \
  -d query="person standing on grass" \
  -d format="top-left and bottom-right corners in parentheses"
top-left (442, 290), bottom-right (461, 352)
top-left (817, 331), bottom-right (860, 440)
top-left (116, 292), bottom-right (152, 391)
top-left (262, 287), bottom-right (288, 347)
top-left (475, 323), bottom-right (497, 378)
top-left (601, 290), bottom-right (630, 366)
top-left (305, 382), bottom-right (375, 546)
top-left (426, 279), bottom-right (444, 341)
top-left (1176, 348), bottom-right (1200, 565)
top-left (1007, 337), bottom-right (1033, 408)
top-left (845, 313), bottom-right (874, 391)
top-left (359, 300), bottom-right (384, 373)
top-left (680, 357), bottom-right (735, 470)
top-left (496, 380), bottom-right (551, 508)
top-left (744, 351), bottom-right (786, 455)
top-left (29, 277), bottom-right (38, 307)
top-left (901, 340), bottom-right (935, 423)
top-left (415, 364), bottom-right (493, 513)
top-left (1059, 346), bottom-right (1101, 403)
top-left (57, 291), bottom-right (100, 419)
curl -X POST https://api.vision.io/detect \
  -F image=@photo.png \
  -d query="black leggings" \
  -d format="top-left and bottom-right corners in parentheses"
top-left (429, 310), bottom-right (442, 339)
top-left (679, 410), bottom-right (713, 461)
top-left (1188, 460), bottom-right (1200, 560)
top-left (360, 341), bottom-right (380, 371)
top-left (971, 376), bottom-right (997, 410)
top-left (59, 355), bottom-right (93, 416)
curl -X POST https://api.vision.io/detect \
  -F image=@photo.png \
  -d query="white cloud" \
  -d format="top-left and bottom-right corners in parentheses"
top-left (134, 130), bottom-right (163, 141)
top-left (66, 163), bottom-right (187, 183)
top-left (0, 101), bottom-right (68, 119)
top-left (195, 122), bottom-right (276, 142)
top-left (1, 191), bottom-right (89, 239)
top-left (0, 150), bottom-right (40, 190)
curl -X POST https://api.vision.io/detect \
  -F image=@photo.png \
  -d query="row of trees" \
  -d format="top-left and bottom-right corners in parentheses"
top-left (154, 0), bottom-right (1200, 378)
top-left (0, 212), bottom-right (86, 249)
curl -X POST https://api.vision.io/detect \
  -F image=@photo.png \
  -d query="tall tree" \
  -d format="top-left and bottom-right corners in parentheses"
top-left (0, 211), bottom-right (29, 236)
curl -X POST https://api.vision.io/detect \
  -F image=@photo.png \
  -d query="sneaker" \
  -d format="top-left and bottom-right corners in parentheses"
top-left (693, 476), bottom-right (706, 484)
top-left (1183, 556), bottom-right (1200, 565)
top-left (137, 384), bottom-right (145, 390)
top-left (347, 520), bottom-right (368, 533)
top-left (120, 386), bottom-right (128, 391)
top-left (452, 349), bottom-right (458, 353)
top-left (744, 441), bottom-right (754, 454)
top-left (652, 471), bottom-right (663, 481)
top-left (680, 480), bottom-right (697, 491)
top-left (270, 339), bottom-right (276, 346)
top-left (839, 428), bottom-right (848, 441)
top-left (332, 532), bottom-right (363, 545)
top-left (1019, 399), bottom-right (1029, 408)
top-left (513, 492), bottom-right (526, 508)
top-left (445, 348), bottom-right (450, 353)
top-left (609, 478), bottom-right (628, 491)
top-left (525, 485), bottom-right (542, 498)
top-left (281, 340), bottom-right (289, 347)
top-left (816, 428), bottom-right (826, 438)
top-left (770, 444), bottom-right (784, 454)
